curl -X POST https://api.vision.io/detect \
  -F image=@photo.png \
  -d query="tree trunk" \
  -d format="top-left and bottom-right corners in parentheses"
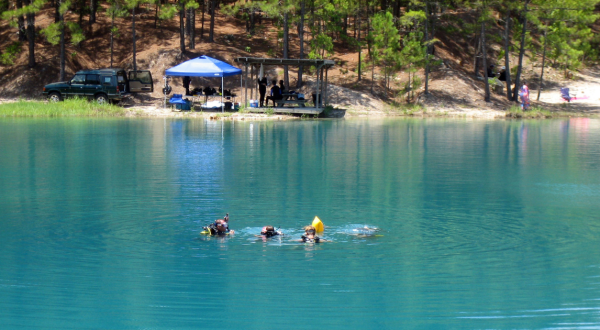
top-left (179, 1), bottom-right (186, 52)
top-left (209, 0), bottom-right (216, 42)
top-left (473, 37), bottom-right (481, 76)
top-left (54, 0), bottom-right (60, 23)
top-left (201, 0), bottom-right (205, 40)
top-left (25, 0), bottom-right (35, 68)
top-left (154, 1), bottom-right (159, 29)
top-left (297, 0), bottom-right (305, 88)
top-left (78, 0), bottom-right (84, 26)
top-left (186, 7), bottom-right (191, 37)
top-left (132, 6), bottom-right (137, 72)
top-left (424, 0), bottom-right (430, 95)
top-left (16, 0), bottom-right (26, 41)
top-left (111, 11), bottom-right (115, 68)
top-left (537, 28), bottom-right (548, 101)
top-left (190, 6), bottom-right (195, 49)
top-left (503, 9), bottom-right (512, 100)
top-left (357, 0), bottom-right (362, 82)
top-left (90, 0), bottom-right (97, 25)
top-left (283, 11), bottom-right (289, 90)
top-left (513, 0), bottom-right (529, 102)
top-left (60, 2), bottom-right (66, 81)
top-left (481, 18), bottom-right (490, 102)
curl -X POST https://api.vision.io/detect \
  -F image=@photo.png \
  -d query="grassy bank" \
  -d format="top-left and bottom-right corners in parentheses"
top-left (0, 99), bottom-right (127, 117)
top-left (505, 105), bottom-right (597, 119)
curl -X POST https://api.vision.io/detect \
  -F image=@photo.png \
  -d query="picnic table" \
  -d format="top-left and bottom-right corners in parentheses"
top-left (275, 93), bottom-right (309, 108)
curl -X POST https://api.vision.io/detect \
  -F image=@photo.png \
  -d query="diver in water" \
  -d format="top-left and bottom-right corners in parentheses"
top-left (258, 226), bottom-right (283, 238)
top-left (298, 225), bottom-right (327, 243)
top-left (203, 213), bottom-right (234, 235)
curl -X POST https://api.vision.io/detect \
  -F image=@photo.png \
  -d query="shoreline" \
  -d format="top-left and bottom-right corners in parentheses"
top-left (1, 97), bottom-right (598, 120)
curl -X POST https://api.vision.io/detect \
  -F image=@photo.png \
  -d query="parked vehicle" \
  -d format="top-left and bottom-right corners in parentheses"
top-left (42, 68), bottom-right (154, 104)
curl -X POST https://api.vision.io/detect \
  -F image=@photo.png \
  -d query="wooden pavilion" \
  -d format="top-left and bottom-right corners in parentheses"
top-left (234, 57), bottom-right (335, 115)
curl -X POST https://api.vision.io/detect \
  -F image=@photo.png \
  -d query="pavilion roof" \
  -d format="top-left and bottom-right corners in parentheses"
top-left (234, 57), bottom-right (335, 68)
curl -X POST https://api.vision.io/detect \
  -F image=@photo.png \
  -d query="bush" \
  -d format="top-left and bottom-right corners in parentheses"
top-left (0, 42), bottom-right (22, 66)
top-left (0, 98), bottom-right (126, 117)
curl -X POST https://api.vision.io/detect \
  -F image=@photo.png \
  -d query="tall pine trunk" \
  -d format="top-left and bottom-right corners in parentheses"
top-left (201, 0), bottom-right (205, 40)
top-left (513, 0), bottom-right (529, 102)
top-left (424, 0), bottom-right (430, 95)
top-left (59, 1), bottom-right (66, 81)
top-left (111, 11), bottom-right (115, 68)
top-left (16, 0), bottom-right (26, 41)
top-left (209, 0), bottom-right (216, 42)
top-left (297, 0), bottom-right (305, 88)
top-left (25, 0), bottom-right (35, 68)
top-left (54, 0), bottom-right (60, 23)
top-left (283, 11), bottom-right (289, 90)
top-left (481, 18), bottom-right (490, 102)
top-left (357, 0), bottom-right (362, 82)
top-left (189, 7), bottom-right (195, 49)
top-left (503, 9), bottom-right (512, 100)
top-left (536, 28), bottom-right (548, 101)
top-left (179, 0), bottom-right (186, 52)
top-left (90, 0), bottom-right (97, 25)
top-left (132, 6), bottom-right (137, 72)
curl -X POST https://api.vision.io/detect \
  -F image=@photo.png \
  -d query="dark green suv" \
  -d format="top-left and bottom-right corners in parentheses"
top-left (42, 68), bottom-right (154, 103)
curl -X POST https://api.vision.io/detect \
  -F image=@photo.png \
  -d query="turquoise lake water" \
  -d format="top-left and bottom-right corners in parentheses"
top-left (1, 118), bottom-right (599, 329)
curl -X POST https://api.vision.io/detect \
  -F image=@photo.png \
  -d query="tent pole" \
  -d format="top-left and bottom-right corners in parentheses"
top-left (221, 77), bottom-right (224, 113)
top-left (325, 68), bottom-right (328, 107)
top-left (245, 64), bottom-right (248, 108)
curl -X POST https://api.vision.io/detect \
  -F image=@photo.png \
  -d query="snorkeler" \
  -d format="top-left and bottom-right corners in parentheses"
top-left (298, 225), bottom-right (327, 243)
top-left (257, 226), bottom-right (283, 238)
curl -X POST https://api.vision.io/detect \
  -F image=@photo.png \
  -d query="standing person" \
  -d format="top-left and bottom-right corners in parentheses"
top-left (265, 80), bottom-right (281, 107)
top-left (257, 77), bottom-right (267, 107)
top-left (519, 82), bottom-right (530, 110)
top-left (183, 76), bottom-right (191, 95)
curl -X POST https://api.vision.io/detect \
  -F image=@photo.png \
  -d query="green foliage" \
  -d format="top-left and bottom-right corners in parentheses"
top-left (309, 33), bottom-right (333, 59)
top-left (42, 23), bottom-right (61, 45)
top-left (157, 3), bottom-right (178, 20)
top-left (0, 98), bottom-right (126, 117)
top-left (0, 42), bottom-right (23, 66)
top-left (245, 46), bottom-right (251, 53)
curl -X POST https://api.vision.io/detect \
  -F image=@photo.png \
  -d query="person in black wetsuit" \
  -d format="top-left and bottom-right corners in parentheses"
top-left (203, 213), bottom-right (233, 235)
top-left (257, 226), bottom-right (283, 238)
top-left (258, 77), bottom-right (267, 107)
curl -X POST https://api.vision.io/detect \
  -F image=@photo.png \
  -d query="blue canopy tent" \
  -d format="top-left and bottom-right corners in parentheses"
top-left (164, 55), bottom-right (242, 111)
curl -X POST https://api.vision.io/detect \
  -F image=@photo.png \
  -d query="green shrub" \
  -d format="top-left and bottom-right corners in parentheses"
top-left (0, 42), bottom-right (22, 66)
top-left (0, 98), bottom-right (126, 117)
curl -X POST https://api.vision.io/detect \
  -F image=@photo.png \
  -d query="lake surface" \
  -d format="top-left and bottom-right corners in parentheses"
top-left (1, 118), bottom-right (599, 329)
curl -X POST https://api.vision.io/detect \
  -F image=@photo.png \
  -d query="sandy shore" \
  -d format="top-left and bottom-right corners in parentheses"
top-left (2, 67), bottom-right (599, 120)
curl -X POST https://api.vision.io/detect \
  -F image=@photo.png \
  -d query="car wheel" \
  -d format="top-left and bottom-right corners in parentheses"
top-left (48, 92), bottom-right (61, 102)
top-left (95, 94), bottom-right (108, 104)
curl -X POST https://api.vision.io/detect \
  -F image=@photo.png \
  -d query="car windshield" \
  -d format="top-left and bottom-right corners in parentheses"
top-left (71, 74), bottom-right (85, 84)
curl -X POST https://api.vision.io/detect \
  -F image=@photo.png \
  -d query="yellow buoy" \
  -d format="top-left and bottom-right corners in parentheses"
top-left (312, 216), bottom-right (324, 233)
